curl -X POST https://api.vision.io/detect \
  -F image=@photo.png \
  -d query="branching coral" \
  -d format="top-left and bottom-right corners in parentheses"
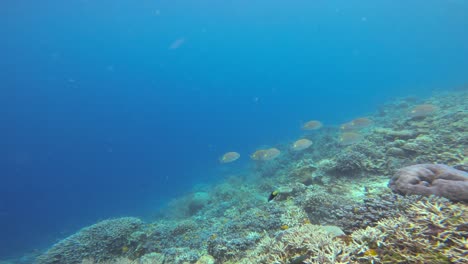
top-left (81, 257), bottom-right (138, 264)
top-left (238, 225), bottom-right (367, 264)
top-left (237, 196), bottom-right (467, 264)
top-left (373, 197), bottom-right (468, 263)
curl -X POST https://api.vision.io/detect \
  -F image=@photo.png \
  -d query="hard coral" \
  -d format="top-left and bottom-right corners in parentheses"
top-left (334, 192), bottom-right (423, 232)
top-left (36, 217), bottom-right (143, 264)
top-left (389, 164), bottom-right (468, 202)
top-left (237, 224), bottom-right (376, 264)
top-left (375, 197), bottom-right (468, 263)
top-left (331, 151), bottom-right (366, 174)
top-left (237, 196), bottom-right (467, 264)
top-left (288, 159), bottom-right (317, 185)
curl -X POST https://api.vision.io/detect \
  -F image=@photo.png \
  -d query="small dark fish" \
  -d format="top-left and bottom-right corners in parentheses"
top-left (268, 190), bottom-right (279, 202)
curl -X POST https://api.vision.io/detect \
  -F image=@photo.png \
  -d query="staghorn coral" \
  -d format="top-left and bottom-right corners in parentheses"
top-left (374, 197), bottom-right (468, 263)
top-left (389, 164), bottom-right (468, 202)
top-left (80, 257), bottom-right (138, 264)
top-left (237, 196), bottom-right (467, 264)
top-left (237, 224), bottom-right (368, 264)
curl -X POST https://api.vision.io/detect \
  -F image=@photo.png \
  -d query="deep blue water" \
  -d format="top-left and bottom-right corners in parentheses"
top-left (2, 0), bottom-right (468, 258)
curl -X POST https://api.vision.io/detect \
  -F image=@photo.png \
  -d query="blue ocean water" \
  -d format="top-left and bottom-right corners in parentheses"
top-left (2, 0), bottom-right (467, 259)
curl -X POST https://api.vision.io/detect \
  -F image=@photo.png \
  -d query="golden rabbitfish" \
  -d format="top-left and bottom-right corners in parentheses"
top-left (263, 148), bottom-right (281, 160)
top-left (339, 132), bottom-right (363, 145)
top-left (219, 151), bottom-right (240, 163)
top-left (340, 121), bottom-right (355, 131)
top-left (251, 148), bottom-right (281, 161)
top-left (251, 149), bottom-right (268, 161)
top-left (410, 104), bottom-right (438, 117)
top-left (302, 120), bottom-right (323, 130)
top-left (351, 117), bottom-right (372, 129)
top-left (291, 139), bottom-right (313, 151)
top-left (341, 117), bottom-right (372, 131)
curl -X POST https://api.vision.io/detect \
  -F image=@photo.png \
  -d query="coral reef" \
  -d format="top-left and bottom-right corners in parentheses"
top-left (329, 150), bottom-right (369, 175)
top-left (36, 218), bottom-right (143, 264)
top-left (389, 164), bottom-right (468, 202)
top-left (237, 197), bottom-right (468, 264)
top-left (27, 90), bottom-right (468, 264)
top-left (333, 192), bottom-right (424, 232)
top-left (188, 192), bottom-right (211, 215)
top-left (373, 197), bottom-right (468, 263)
top-left (237, 224), bottom-right (361, 264)
top-left (287, 159), bottom-right (317, 185)
top-left (39, 195), bottom-right (467, 264)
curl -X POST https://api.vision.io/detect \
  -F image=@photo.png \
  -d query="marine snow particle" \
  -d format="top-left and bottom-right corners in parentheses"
top-left (169, 37), bottom-right (186, 50)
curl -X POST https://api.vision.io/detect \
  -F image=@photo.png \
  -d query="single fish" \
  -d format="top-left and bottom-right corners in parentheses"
top-left (268, 190), bottom-right (279, 202)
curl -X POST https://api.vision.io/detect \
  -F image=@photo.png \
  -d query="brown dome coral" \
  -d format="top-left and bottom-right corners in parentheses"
top-left (389, 164), bottom-right (468, 202)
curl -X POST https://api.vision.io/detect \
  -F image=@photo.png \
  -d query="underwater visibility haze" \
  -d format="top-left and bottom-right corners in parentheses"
top-left (2, 0), bottom-right (468, 262)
